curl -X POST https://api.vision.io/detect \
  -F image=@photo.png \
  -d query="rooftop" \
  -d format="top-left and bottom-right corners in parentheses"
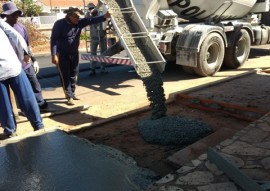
top-left (40, 0), bottom-right (98, 8)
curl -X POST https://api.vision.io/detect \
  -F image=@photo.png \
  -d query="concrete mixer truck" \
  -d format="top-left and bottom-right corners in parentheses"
top-left (82, 0), bottom-right (270, 76)
top-left (130, 0), bottom-right (270, 76)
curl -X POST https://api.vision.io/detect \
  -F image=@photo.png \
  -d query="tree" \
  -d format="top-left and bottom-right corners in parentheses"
top-left (15, 0), bottom-right (43, 16)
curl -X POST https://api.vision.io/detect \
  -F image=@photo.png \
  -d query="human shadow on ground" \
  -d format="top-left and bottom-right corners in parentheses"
top-left (76, 65), bottom-right (140, 95)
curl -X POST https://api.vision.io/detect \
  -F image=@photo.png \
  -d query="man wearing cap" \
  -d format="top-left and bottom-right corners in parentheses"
top-left (50, 7), bottom-right (111, 105)
top-left (0, 18), bottom-right (44, 139)
top-left (1, 2), bottom-right (49, 112)
top-left (86, 2), bottom-right (108, 76)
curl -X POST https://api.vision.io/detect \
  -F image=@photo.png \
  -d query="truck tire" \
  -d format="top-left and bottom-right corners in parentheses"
top-left (223, 29), bottom-right (251, 69)
top-left (194, 32), bottom-right (225, 77)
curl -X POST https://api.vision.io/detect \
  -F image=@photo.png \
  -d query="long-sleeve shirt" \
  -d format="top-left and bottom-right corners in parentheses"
top-left (13, 23), bottom-right (30, 46)
top-left (0, 18), bottom-right (28, 81)
top-left (0, 29), bottom-right (21, 81)
top-left (13, 23), bottom-right (32, 70)
top-left (0, 18), bottom-right (28, 62)
top-left (85, 11), bottom-right (107, 42)
top-left (50, 15), bottom-right (106, 55)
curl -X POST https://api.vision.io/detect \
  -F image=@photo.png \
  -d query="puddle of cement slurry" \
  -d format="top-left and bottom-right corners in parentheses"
top-left (0, 129), bottom-right (156, 191)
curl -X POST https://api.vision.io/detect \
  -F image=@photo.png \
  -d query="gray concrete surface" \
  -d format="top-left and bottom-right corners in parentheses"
top-left (0, 129), bottom-right (156, 191)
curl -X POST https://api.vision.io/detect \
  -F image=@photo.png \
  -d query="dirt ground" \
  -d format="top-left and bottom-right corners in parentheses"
top-left (71, 69), bottom-right (270, 177)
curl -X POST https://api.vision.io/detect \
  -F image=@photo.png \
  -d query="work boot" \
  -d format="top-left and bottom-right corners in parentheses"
top-left (39, 100), bottom-right (49, 113)
top-left (66, 98), bottom-right (75, 106)
top-left (89, 69), bottom-right (96, 76)
top-left (0, 132), bottom-right (18, 140)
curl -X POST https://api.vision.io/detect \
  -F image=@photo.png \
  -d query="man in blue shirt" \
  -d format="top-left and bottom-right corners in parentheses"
top-left (51, 7), bottom-right (111, 105)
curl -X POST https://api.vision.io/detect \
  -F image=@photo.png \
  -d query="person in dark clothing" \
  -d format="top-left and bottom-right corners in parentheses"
top-left (1, 2), bottom-right (49, 112)
top-left (50, 7), bottom-right (111, 105)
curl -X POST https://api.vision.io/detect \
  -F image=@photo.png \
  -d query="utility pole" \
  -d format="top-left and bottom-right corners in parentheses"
top-left (82, 0), bottom-right (86, 13)
top-left (50, 0), bottom-right (52, 12)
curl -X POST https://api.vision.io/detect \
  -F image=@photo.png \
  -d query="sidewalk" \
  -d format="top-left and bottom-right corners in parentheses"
top-left (147, 112), bottom-right (270, 191)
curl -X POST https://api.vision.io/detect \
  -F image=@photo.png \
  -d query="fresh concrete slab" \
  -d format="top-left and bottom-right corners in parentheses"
top-left (0, 129), bottom-right (156, 191)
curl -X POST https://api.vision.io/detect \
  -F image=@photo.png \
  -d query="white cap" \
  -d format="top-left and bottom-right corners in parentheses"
top-left (87, 3), bottom-right (95, 9)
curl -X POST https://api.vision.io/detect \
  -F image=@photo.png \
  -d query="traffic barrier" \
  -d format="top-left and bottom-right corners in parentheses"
top-left (81, 53), bottom-right (133, 66)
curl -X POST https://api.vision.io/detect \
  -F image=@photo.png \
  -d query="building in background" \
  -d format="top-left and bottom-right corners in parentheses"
top-left (39, 0), bottom-right (98, 14)
top-left (0, 0), bottom-right (98, 14)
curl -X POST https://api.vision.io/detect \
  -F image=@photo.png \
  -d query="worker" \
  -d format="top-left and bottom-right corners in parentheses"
top-left (86, 2), bottom-right (108, 75)
top-left (1, 2), bottom-right (49, 112)
top-left (50, 7), bottom-right (111, 105)
top-left (0, 18), bottom-right (44, 139)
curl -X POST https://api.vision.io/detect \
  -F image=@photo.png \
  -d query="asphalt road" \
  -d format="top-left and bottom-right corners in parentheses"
top-left (36, 53), bottom-right (92, 79)
top-left (36, 51), bottom-right (128, 78)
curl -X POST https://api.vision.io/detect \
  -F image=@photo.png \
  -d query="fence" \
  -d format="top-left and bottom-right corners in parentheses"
top-left (20, 13), bottom-right (65, 28)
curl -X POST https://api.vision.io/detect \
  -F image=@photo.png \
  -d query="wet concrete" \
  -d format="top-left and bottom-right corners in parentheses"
top-left (138, 116), bottom-right (213, 145)
top-left (0, 129), bottom-right (156, 191)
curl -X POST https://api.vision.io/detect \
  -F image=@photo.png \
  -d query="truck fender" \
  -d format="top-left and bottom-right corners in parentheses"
top-left (228, 22), bottom-right (254, 44)
top-left (177, 24), bottom-right (227, 52)
top-left (223, 28), bottom-right (251, 69)
top-left (176, 24), bottom-right (227, 67)
top-left (243, 24), bottom-right (255, 43)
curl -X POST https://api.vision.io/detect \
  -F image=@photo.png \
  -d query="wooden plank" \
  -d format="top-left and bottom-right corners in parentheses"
top-left (17, 105), bottom-right (91, 123)
top-left (208, 147), bottom-right (266, 191)
top-left (175, 94), bottom-right (268, 121)
top-left (40, 105), bottom-right (90, 118)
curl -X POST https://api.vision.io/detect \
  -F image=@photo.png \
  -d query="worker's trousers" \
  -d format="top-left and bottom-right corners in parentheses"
top-left (24, 66), bottom-right (46, 107)
top-left (90, 37), bottom-right (107, 70)
top-left (57, 51), bottom-right (79, 99)
top-left (0, 70), bottom-right (44, 135)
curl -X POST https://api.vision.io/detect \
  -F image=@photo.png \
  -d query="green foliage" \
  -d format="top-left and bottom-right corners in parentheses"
top-left (15, 0), bottom-right (42, 16)
top-left (81, 31), bottom-right (90, 40)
